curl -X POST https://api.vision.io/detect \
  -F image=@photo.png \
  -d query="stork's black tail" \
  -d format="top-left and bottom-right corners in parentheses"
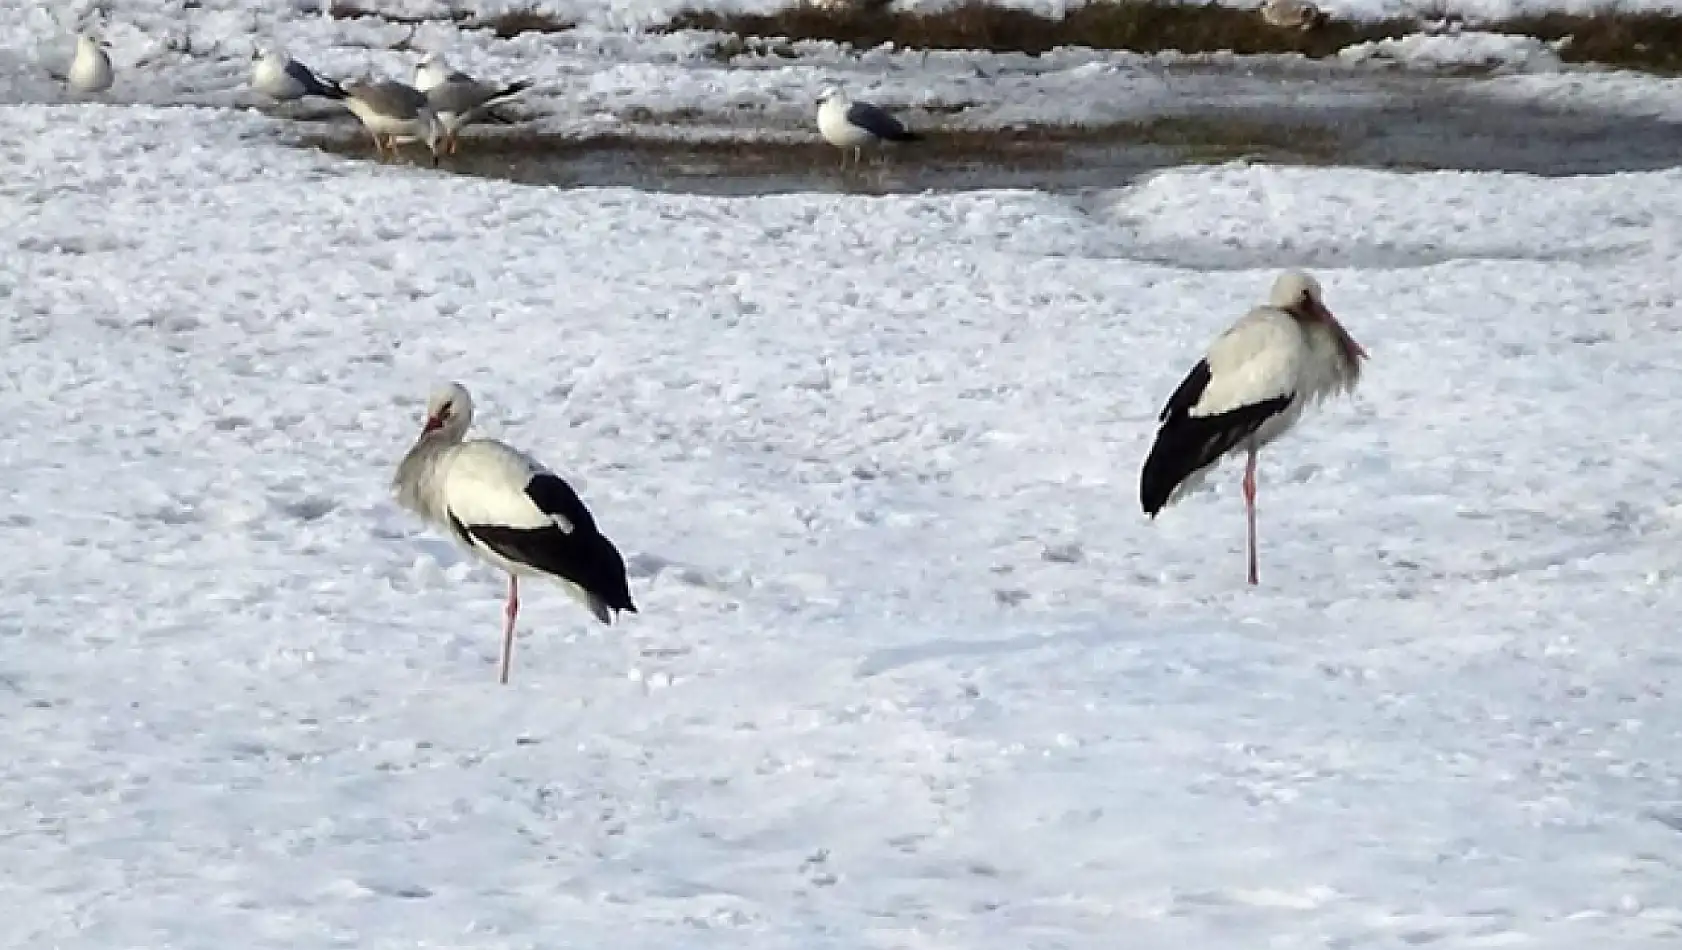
top-left (1140, 398), bottom-right (1290, 517)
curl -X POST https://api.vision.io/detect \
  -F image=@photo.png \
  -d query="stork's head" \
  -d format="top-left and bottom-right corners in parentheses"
top-left (421, 381), bottom-right (474, 439)
top-left (1268, 269), bottom-right (1324, 312)
top-left (1270, 269), bottom-right (1368, 364)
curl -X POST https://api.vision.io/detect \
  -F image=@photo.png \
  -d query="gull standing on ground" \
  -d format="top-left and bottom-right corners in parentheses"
top-left (1139, 270), bottom-right (1367, 585)
top-left (393, 383), bottom-right (638, 684)
top-left (338, 79), bottom-right (444, 165)
top-left (412, 53), bottom-right (531, 155)
top-left (250, 45), bottom-right (345, 102)
top-left (815, 85), bottom-right (921, 170)
top-left (67, 32), bottom-right (113, 94)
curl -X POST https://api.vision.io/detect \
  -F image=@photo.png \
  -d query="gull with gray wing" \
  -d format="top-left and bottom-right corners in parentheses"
top-left (339, 79), bottom-right (444, 165)
top-left (413, 54), bottom-right (531, 155)
top-left (815, 84), bottom-right (921, 169)
top-left (250, 45), bottom-right (345, 102)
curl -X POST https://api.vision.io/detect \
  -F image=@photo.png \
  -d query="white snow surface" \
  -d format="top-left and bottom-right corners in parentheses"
top-left (7, 104), bottom-right (1682, 948)
top-left (1338, 30), bottom-right (1568, 69)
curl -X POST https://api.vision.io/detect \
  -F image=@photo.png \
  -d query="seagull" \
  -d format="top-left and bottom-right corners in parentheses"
top-left (815, 85), bottom-right (921, 170)
top-left (250, 45), bottom-right (345, 102)
top-left (1139, 270), bottom-right (1367, 585)
top-left (412, 51), bottom-right (457, 93)
top-left (67, 33), bottom-right (113, 94)
top-left (393, 382), bottom-right (637, 684)
top-left (412, 54), bottom-right (531, 155)
top-left (338, 79), bottom-right (444, 165)
top-left (1261, 0), bottom-right (1325, 30)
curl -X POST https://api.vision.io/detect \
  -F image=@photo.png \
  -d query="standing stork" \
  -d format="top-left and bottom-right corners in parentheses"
top-left (393, 382), bottom-right (637, 683)
top-left (1140, 270), bottom-right (1367, 585)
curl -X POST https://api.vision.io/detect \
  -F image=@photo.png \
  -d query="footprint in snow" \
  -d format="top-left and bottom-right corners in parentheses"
top-left (1041, 541), bottom-right (1084, 564)
top-left (625, 552), bottom-right (750, 592)
top-left (271, 494), bottom-right (337, 523)
top-left (334, 878), bottom-right (433, 900)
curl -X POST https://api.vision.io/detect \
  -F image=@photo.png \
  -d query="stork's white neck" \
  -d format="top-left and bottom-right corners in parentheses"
top-left (393, 432), bottom-right (460, 527)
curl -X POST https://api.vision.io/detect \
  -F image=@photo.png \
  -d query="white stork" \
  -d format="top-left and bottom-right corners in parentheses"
top-left (393, 382), bottom-right (637, 683)
top-left (1140, 270), bottom-right (1367, 585)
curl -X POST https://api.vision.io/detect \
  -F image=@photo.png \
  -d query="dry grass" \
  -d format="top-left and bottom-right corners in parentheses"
top-left (666, 0), bottom-right (1417, 59)
top-left (324, 0), bottom-right (1682, 72)
top-left (327, 2), bottom-right (575, 37)
top-left (481, 9), bottom-right (578, 38)
top-left (662, 0), bottom-right (1682, 71)
top-left (1501, 11), bottom-right (1682, 72)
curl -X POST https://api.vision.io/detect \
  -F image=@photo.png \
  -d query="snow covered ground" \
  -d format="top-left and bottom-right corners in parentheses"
top-left (5, 94), bottom-right (1682, 947)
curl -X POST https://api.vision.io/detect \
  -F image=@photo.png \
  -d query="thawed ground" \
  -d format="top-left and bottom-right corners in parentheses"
top-left (5, 104), bottom-right (1682, 948)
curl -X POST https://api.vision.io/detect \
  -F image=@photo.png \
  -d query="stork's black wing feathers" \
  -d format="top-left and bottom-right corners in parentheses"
top-left (1139, 394), bottom-right (1292, 518)
top-left (450, 473), bottom-right (636, 620)
top-left (1158, 359), bottom-right (1211, 423)
top-left (525, 473), bottom-right (598, 534)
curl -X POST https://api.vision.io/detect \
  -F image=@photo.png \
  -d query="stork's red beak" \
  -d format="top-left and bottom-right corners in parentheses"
top-left (1316, 301), bottom-right (1368, 359)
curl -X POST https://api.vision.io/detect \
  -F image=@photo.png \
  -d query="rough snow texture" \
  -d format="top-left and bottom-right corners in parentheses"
top-left (5, 102), bottom-right (1682, 948)
top-left (1339, 29), bottom-right (1568, 69)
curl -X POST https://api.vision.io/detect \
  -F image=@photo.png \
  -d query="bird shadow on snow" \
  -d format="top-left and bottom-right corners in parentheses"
top-left (1067, 194), bottom-right (1647, 271)
top-left (624, 551), bottom-right (750, 595)
top-left (855, 620), bottom-right (1142, 678)
top-left (1113, 238), bottom-right (1643, 272)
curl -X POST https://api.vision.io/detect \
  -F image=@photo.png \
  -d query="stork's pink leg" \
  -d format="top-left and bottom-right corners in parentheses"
top-left (1243, 448), bottom-right (1259, 586)
top-left (499, 574), bottom-right (519, 685)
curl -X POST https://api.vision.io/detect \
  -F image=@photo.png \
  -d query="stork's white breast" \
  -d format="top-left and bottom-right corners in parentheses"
top-left (1187, 307), bottom-right (1306, 418)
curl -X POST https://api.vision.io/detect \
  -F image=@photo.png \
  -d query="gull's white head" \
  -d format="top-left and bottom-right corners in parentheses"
top-left (421, 381), bottom-right (474, 439)
top-left (816, 83), bottom-right (847, 106)
top-left (415, 53), bottom-right (450, 91)
top-left (252, 42), bottom-right (291, 63)
top-left (76, 32), bottom-right (109, 53)
top-left (419, 106), bottom-right (446, 166)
